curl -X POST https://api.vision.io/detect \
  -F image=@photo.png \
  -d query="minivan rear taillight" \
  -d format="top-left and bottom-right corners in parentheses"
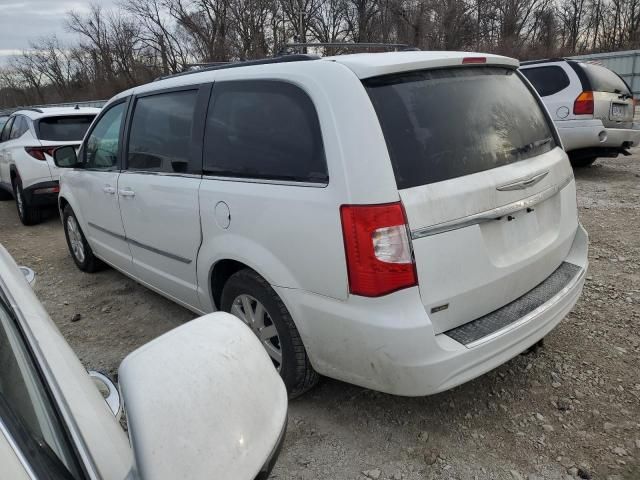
top-left (340, 202), bottom-right (417, 297)
top-left (25, 147), bottom-right (56, 161)
top-left (573, 91), bottom-right (594, 115)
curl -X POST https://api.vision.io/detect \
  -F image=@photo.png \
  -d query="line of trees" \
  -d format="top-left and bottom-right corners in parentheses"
top-left (2, 0), bottom-right (640, 108)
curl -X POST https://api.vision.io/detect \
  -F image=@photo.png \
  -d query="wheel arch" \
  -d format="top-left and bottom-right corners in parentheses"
top-left (209, 259), bottom-right (258, 310)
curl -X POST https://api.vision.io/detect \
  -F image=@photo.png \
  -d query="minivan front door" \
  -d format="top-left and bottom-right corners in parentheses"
top-left (68, 101), bottom-right (132, 271)
top-left (117, 88), bottom-right (204, 311)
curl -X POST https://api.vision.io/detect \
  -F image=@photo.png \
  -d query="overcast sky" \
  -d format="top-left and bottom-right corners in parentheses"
top-left (0, 0), bottom-right (118, 64)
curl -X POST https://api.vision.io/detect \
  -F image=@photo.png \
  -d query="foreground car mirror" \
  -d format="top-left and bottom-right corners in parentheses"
top-left (53, 145), bottom-right (79, 167)
top-left (119, 313), bottom-right (288, 480)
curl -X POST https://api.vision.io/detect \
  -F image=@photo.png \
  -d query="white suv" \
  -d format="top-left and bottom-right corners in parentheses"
top-left (0, 107), bottom-right (99, 224)
top-left (520, 58), bottom-right (640, 167)
top-left (54, 51), bottom-right (589, 397)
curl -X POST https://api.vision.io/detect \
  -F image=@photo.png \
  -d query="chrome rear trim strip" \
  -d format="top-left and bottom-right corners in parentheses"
top-left (411, 175), bottom-right (573, 240)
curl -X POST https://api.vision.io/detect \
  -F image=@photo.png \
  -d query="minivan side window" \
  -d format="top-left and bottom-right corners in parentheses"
top-left (84, 102), bottom-right (126, 169)
top-left (521, 66), bottom-right (571, 97)
top-left (127, 90), bottom-right (198, 174)
top-left (203, 81), bottom-right (328, 183)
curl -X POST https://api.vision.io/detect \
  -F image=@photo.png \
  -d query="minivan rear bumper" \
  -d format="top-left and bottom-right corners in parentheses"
top-left (277, 224), bottom-right (587, 396)
top-left (557, 118), bottom-right (640, 151)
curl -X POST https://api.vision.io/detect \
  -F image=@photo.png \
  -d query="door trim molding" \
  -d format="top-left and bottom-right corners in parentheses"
top-left (88, 222), bottom-right (192, 264)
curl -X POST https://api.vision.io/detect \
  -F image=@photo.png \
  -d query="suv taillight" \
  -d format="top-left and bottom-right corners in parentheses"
top-left (25, 147), bottom-right (56, 161)
top-left (573, 91), bottom-right (594, 115)
top-left (340, 202), bottom-right (417, 297)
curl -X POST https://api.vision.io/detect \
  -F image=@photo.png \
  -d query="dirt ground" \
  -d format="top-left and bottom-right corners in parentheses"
top-left (1, 153), bottom-right (638, 480)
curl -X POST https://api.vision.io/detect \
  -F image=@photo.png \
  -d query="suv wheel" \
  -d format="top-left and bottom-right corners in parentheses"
top-left (221, 269), bottom-right (319, 398)
top-left (569, 156), bottom-right (597, 168)
top-left (63, 205), bottom-right (104, 272)
top-left (13, 178), bottom-right (42, 225)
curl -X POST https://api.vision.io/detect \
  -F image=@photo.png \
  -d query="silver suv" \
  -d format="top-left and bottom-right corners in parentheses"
top-left (520, 58), bottom-right (640, 167)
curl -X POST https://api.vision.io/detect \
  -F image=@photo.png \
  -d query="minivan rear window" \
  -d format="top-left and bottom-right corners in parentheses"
top-left (578, 62), bottom-right (631, 95)
top-left (37, 115), bottom-right (96, 141)
top-left (364, 67), bottom-right (557, 189)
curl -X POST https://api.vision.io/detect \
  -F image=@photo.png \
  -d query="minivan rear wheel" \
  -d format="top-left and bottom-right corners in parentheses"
top-left (221, 269), bottom-right (319, 398)
top-left (63, 205), bottom-right (104, 272)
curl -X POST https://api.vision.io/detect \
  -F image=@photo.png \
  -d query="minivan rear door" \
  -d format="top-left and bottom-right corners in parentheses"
top-left (365, 66), bottom-right (579, 335)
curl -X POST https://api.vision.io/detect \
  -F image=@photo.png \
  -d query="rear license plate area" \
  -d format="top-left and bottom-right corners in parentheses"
top-left (611, 103), bottom-right (626, 119)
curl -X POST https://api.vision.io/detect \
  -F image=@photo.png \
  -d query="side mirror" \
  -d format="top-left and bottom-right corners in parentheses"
top-left (53, 145), bottom-right (79, 168)
top-left (118, 313), bottom-right (288, 480)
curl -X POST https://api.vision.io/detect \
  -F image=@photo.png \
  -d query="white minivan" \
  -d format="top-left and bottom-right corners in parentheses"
top-left (54, 51), bottom-right (588, 397)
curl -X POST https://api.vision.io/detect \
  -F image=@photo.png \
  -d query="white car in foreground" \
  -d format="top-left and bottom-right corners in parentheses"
top-left (0, 107), bottom-right (99, 225)
top-left (0, 244), bottom-right (287, 479)
top-left (55, 50), bottom-right (588, 398)
top-left (520, 58), bottom-right (640, 167)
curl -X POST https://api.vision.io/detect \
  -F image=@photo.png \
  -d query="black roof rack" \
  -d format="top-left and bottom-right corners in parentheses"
top-left (278, 42), bottom-right (415, 56)
top-left (155, 54), bottom-right (319, 81)
top-left (520, 57), bottom-right (567, 66)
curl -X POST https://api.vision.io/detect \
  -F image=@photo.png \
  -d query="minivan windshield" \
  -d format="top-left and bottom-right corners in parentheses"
top-left (364, 67), bottom-right (557, 189)
top-left (37, 115), bottom-right (96, 141)
top-left (578, 62), bottom-right (631, 95)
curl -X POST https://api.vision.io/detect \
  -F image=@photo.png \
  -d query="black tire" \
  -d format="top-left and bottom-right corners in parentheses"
top-left (12, 178), bottom-right (42, 225)
top-left (0, 188), bottom-right (12, 200)
top-left (62, 205), bottom-right (104, 272)
top-left (221, 269), bottom-right (319, 398)
top-left (569, 156), bottom-right (597, 168)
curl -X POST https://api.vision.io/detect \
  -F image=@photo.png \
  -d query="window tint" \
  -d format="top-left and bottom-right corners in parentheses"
top-left (365, 67), bottom-right (557, 189)
top-left (0, 116), bottom-right (8, 133)
top-left (0, 116), bottom-right (14, 142)
top-left (521, 66), bottom-right (570, 96)
top-left (37, 115), bottom-right (96, 141)
top-left (84, 102), bottom-right (126, 169)
top-left (204, 81), bottom-right (327, 183)
top-left (0, 295), bottom-right (81, 479)
top-left (9, 116), bottom-right (29, 139)
top-left (127, 90), bottom-right (197, 173)
top-left (578, 62), bottom-right (631, 94)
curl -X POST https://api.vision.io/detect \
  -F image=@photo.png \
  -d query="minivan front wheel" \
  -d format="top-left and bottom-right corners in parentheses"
top-left (63, 205), bottom-right (103, 272)
top-left (221, 269), bottom-right (319, 398)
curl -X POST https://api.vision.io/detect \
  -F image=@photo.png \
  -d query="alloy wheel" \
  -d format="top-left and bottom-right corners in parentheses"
top-left (66, 216), bottom-right (86, 263)
top-left (231, 294), bottom-right (282, 371)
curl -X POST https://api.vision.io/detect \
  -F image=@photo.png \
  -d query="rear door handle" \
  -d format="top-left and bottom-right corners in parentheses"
top-left (103, 186), bottom-right (116, 195)
top-left (118, 188), bottom-right (135, 197)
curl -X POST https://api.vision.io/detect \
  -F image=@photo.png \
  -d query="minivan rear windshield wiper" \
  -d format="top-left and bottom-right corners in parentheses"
top-left (509, 137), bottom-right (553, 156)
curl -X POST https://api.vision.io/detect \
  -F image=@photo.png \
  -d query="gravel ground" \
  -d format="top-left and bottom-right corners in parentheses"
top-left (1, 154), bottom-right (638, 480)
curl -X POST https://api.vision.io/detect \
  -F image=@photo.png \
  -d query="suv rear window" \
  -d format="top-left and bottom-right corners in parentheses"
top-left (521, 65), bottom-right (570, 96)
top-left (364, 67), bottom-right (557, 189)
top-left (37, 115), bottom-right (96, 141)
top-left (578, 62), bottom-right (630, 94)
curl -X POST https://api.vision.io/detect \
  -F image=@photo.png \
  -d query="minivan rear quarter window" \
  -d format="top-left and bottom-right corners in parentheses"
top-left (203, 80), bottom-right (327, 183)
top-left (365, 67), bottom-right (557, 189)
top-left (37, 115), bottom-right (96, 141)
top-left (578, 62), bottom-right (631, 94)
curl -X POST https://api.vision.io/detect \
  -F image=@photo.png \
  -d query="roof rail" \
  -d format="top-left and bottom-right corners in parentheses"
top-left (278, 42), bottom-right (416, 56)
top-left (15, 107), bottom-right (44, 114)
top-left (155, 54), bottom-right (320, 81)
top-left (520, 57), bottom-right (566, 66)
